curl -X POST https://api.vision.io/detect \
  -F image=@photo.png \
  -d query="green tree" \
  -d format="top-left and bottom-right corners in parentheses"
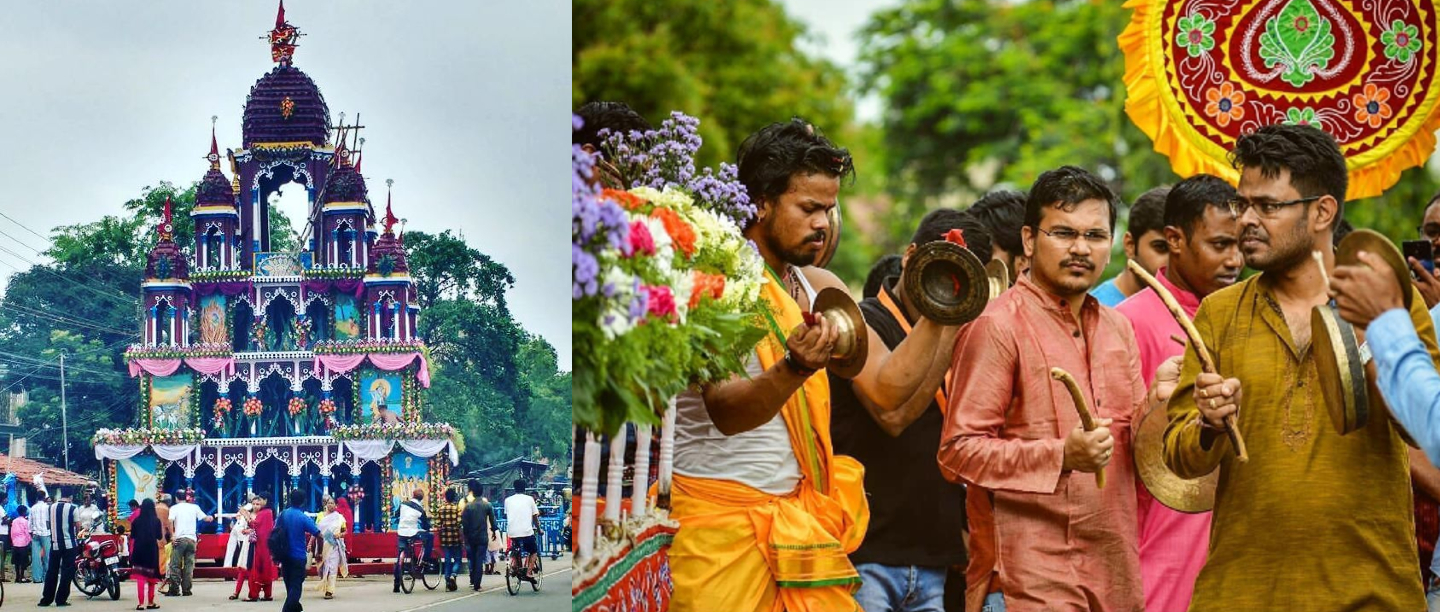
top-left (573, 0), bottom-right (853, 169)
top-left (403, 230), bottom-right (514, 311)
top-left (857, 0), bottom-right (1179, 270)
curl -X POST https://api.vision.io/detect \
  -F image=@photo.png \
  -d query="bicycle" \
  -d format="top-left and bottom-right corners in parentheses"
top-left (395, 533), bottom-right (438, 594)
top-left (503, 538), bottom-right (541, 596)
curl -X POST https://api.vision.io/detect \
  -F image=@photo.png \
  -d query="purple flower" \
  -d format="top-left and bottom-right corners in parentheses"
top-left (572, 244), bottom-right (599, 298)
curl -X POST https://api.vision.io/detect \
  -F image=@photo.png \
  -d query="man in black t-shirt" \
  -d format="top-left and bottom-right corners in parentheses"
top-left (831, 209), bottom-right (993, 612)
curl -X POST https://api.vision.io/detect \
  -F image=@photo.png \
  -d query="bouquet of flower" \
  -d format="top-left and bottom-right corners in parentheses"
top-left (243, 396), bottom-right (264, 417)
top-left (213, 397), bottom-right (233, 428)
top-left (123, 343), bottom-right (233, 361)
top-left (573, 112), bottom-right (768, 436)
top-left (252, 318), bottom-right (268, 349)
top-left (317, 398), bottom-right (337, 415)
top-left (288, 397), bottom-right (307, 416)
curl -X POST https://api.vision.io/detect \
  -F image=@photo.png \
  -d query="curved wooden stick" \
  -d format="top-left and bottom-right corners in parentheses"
top-left (1050, 367), bottom-right (1105, 489)
top-left (1127, 261), bottom-right (1249, 462)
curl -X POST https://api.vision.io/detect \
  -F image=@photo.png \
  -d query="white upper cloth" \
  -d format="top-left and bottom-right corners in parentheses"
top-left (168, 502), bottom-right (207, 542)
top-left (504, 493), bottom-right (539, 538)
top-left (671, 264), bottom-right (812, 495)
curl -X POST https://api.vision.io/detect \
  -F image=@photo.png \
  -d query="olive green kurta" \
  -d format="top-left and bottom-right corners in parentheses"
top-left (1163, 274), bottom-right (1435, 612)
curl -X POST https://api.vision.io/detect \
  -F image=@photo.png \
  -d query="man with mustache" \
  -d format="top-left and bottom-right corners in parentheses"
top-left (940, 166), bottom-right (1164, 612)
top-left (668, 118), bottom-right (961, 612)
top-left (1114, 174), bottom-right (1240, 612)
top-left (1163, 124), bottom-right (1435, 610)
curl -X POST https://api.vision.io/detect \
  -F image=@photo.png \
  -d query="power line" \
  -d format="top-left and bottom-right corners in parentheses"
top-left (0, 211), bottom-right (141, 303)
top-left (0, 244), bottom-right (137, 308)
top-left (0, 302), bottom-right (138, 337)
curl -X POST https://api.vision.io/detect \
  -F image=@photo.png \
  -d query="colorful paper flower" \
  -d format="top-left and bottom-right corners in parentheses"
top-left (1204, 82), bottom-right (1246, 128)
top-left (1176, 14), bottom-right (1216, 57)
top-left (1352, 83), bottom-right (1393, 128)
top-left (1382, 19), bottom-right (1422, 63)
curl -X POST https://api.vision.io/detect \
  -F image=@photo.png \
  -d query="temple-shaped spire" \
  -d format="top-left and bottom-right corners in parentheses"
top-left (207, 115), bottom-right (221, 170)
top-left (266, 0), bottom-right (302, 66)
top-left (159, 195), bottom-right (174, 241)
top-left (382, 179), bottom-right (399, 235)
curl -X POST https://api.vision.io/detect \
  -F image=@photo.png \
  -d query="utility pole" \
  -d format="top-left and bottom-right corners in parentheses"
top-left (59, 352), bottom-right (68, 471)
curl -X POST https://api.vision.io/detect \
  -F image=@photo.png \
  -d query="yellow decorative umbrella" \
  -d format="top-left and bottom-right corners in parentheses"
top-left (1121, 0), bottom-right (1440, 199)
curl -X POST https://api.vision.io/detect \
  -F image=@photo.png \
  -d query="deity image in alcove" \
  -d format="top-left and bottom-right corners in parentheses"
top-left (334, 294), bottom-right (360, 340)
top-left (150, 374), bottom-right (193, 429)
top-left (199, 295), bottom-right (227, 344)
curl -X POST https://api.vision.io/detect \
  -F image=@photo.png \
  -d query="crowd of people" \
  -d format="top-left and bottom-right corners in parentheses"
top-left (0, 478), bottom-right (525, 612)
top-left (576, 100), bottom-right (1440, 612)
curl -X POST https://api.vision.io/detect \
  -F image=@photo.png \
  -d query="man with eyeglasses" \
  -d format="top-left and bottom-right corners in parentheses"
top-left (1163, 123), bottom-right (1434, 611)
top-left (940, 166), bottom-right (1162, 612)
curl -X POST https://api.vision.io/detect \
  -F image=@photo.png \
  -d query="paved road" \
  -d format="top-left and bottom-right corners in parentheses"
top-left (0, 554), bottom-right (572, 612)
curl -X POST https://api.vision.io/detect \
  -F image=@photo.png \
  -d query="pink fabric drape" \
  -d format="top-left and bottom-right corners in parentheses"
top-left (128, 358), bottom-right (183, 378)
top-left (184, 357), bottom-right (234, 376)
top-left (366, 352), bottom-right (430, 387)
top-left (314, 353), bottom-right (367, 375)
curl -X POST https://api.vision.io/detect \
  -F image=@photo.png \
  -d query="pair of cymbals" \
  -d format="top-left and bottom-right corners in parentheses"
top-left (812, 287), bottom-right (868, 379)
top-left (1133, 403), bottom-right (1218, 513)
top-left (901, 240), bottom-right (1008, 326)
top-left (1317, 229), bottom-right (1416, 445)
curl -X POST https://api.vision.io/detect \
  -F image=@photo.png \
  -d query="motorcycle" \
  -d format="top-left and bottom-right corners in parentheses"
top-left (72, 535), bottom-right (122, 600)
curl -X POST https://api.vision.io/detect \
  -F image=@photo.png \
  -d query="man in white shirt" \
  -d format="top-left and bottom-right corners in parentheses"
top-left (503, 479), bottom-right (540, 577)
top-left (162, 489), bottom-right (212, 597)
top-left (29, 495), bottom-right (49, 585)
top-left (391, 488), bottom-right (431, 593)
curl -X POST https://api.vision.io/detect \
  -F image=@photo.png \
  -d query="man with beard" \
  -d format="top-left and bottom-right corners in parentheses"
top-left (669, 118), bottom-right (959, 612)
top-left (1163, 124), bottom-right (1435, 610)
top-left (940, 166), bottom-right (1164, 612)
top-left (830, 208), bottom-right (992, 612)
top-left (1115, 174), bottom-right (1240, 612)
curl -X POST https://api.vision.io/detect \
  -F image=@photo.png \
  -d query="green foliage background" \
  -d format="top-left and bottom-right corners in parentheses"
top-left (573, 0), bottom-right (1439, 287)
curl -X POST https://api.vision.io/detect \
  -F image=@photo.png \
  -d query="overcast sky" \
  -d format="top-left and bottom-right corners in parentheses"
top-left (0, 1), bottom-right (572, 369)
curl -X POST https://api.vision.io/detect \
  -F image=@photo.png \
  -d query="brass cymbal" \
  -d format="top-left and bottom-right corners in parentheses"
top-left (816, 205), bottom-right (842, 269)
top-left (1133, 402), bottom-right (1217, 512)
top-left (1312, 304), bottom-right (1368, 436)
top-left (901, 240), bottom-right (991, 325)
top-left (985, 259), bottom-right (1010, 298)
top-left (812, 287), bottom-right (868, 379)
top-left (1337, 229), bottom-right (1413, 311)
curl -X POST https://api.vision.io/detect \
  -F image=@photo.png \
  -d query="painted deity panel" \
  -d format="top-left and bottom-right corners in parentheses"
top-left (359, 371), bottom-right (403, 425)
top-left (198, 294), bottom-right (227, 344)
top-left (389, 451), bottom-right (428, 517)
top-left (334, 294), bottom-right (361, 340)
top-left (150, 374), bottom-right (193, 429)
top-left (116, 455), bottom-right (159, 508)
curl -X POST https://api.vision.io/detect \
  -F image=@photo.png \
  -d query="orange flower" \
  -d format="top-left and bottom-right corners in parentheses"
top-left (1352, 83), bottom-right (1393, 128)
top-left (1204, 82), bottom-right (1245, 128)
top-left (602, 188), bottom-right (647, 210)
top-left (651, 207), bottom-right (697, 258)
top-left (689, 270), bottom-right (726, 308)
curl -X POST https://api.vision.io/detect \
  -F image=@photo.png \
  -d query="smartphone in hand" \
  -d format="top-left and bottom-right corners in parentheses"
top-left (1402, 240), bottom-right (1435, 276)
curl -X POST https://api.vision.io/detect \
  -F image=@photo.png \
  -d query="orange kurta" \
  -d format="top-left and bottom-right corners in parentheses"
top-left (668, 268), bottom-right (869, 612)
top-left (939, 274), bottom-right (1146, 612)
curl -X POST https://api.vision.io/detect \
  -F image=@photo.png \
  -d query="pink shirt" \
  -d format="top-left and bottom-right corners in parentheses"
top-left (1115, 267), bottom-right (1212, 612)
top-left (940, 273), bottom-right (1145, 612)
top-left (10, 516), bottom-right (31, 548)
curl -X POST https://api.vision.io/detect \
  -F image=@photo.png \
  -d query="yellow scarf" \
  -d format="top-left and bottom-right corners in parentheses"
top-left (669, 266), bottom-right (869, 612)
